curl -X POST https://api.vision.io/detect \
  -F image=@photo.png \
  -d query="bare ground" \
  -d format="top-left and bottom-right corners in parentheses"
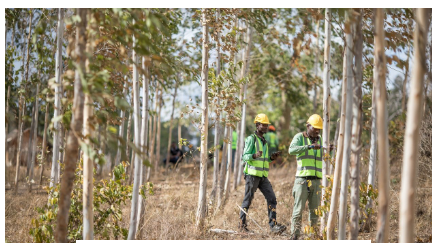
top-left (4, 157), bottom-right (432, 242)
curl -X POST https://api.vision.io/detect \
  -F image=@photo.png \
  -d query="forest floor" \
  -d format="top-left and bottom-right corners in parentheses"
top-left (4, 155), bottom-right (432, 242)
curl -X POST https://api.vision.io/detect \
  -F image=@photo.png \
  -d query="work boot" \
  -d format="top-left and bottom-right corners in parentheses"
top-left (270, 222), bottom-right (287, 234)
top-left (238, 223), bottom-right (250, 233)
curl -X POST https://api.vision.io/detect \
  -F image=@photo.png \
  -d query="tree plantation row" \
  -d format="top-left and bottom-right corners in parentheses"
top-left (4, 8), bottom-right (432, 242)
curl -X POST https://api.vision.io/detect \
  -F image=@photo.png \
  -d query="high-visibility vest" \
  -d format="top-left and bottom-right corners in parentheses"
top-left (232, 131), bottom-right (238, 149)
top-left (265, 132), bottom-right (277, 149)
top-left (295, 135), bottom-right (323, 178)
top-left (244, 134), bottom-right (270, 177)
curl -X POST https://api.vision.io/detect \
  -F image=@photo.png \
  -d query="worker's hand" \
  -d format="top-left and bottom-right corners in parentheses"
top-left (330, 144), bottom-right (335, 151)
top-left (311, 143), bottom-right (321, 150)
top-left (270, 151), bottom-right (282, 160)
top-left (253, 151), bottom-right (263, 159)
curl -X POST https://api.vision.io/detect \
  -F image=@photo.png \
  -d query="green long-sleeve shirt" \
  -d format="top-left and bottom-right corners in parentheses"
top-left (242, 133), bottom-right (271, 162)
top-left (289, 132), bottom-right (333, 156)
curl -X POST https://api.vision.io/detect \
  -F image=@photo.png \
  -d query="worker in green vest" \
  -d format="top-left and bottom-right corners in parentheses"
top-left (239, 114), bottom-right (286, 234)
top-left (288, 114), bottom-right (334, 240)
top-left (264, 125), bottom-right (279, 155)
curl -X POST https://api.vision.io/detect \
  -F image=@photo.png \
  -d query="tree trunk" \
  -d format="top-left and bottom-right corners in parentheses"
top-left (224, 127), bottom-right (233, 201)
top-left (50, 8), bottom-right (64, 189)
top-left (39, 95), bottom-right (50, 185)
top-left (127, 96), bottom-right (133, 184)
top-left (313, 18), bottom-right (320, 114)
top-left (401, 49), bottom-right (411, 113)
top-left (399, 8), bottom-right (430, 243)
top-left (166, 85), bottom-right (178, 169)
top-left (374, 9), bottom-right (390, 243)
top-left (127, 25), bottom-right (142, 239)
top-left (114, 82), bottom-right (127, 177)
top-left (29, 83), bottom-right (40, 192)
top-left (327, 26), bottom-right (348, 241)
top-left (320, 8), bottom-right (332, 234)
top-left (147, 81), bottom-right (159, 182)
top-left (25, 10), bottom-right (34, 178)
top-left (337, 10), bottom-right (354, 240)
top-left (196, 10), bottom-right (210, 229)
top-left (55, 9), bottom-right (87, 243)
top-left (27, 105), bottom-right (36, 176)
top-left (348, 9), bottom-right (363, 240)
top-left (236, 23), bottom-right (254, 186)
top-left (155, 88), bottom-right (163, 176)
top-left (136, 55), bottom-right (150, 238)
top-left (217, 125), bottom-right (229, 210)
top-left (14, 98), bottom-right (25, 192)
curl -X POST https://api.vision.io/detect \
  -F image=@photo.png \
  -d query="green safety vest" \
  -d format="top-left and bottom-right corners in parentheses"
top-left (265, 132), bottom-right (277, 149)
top-left (232, 131), bottom-right (237, 149)
top-left (295, 135), bottom-right (323, 178)
top-left (244, 134), bottom-right (270, 177)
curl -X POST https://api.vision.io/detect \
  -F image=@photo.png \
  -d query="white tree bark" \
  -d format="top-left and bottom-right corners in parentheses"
top-left (313, 18), bottom-right (320, 113)
top-left (399, 8), bottom-right (430, 243)
top-left (50, 8), bottom-right (64, 188)
top-left (14, 98), bottom-right (25, 192)
top-left (196, 10), bottom-right (210, 229)
top-left (236, 22), bottom-right (253, 186)
top-left (136, 55), bottom-right (150, 238)
top-left (327, 21), bottom-right (348, 241)
top-left (374, 9), bottom-right (390, 243)
top-left (155, 88), bottom-right (163, 175)
top-left (147, 80), bottom-right (159, 182)
top-left (349, 9), bottom-right (363, 240)
top-left (39, 95), bottom-right (50, 185)
top-left (113, 82), bottom-right (127, 177)
top-left (83, 91), bottom-right (94, 240)
top-left (224, 128), bottom-right (233, 199)
top-left (337, 10), bottom-right (354, 240)
top-left (127, 25), bottom-right (142, 239)
top-left (28, 82), bottom-right (40, 192)
top-left (320, 8), bottom-right (331, 234)
top-left (217, 124), bottom-right (229, 210)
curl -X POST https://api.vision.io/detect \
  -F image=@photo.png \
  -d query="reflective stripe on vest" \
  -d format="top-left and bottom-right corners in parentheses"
top-left (244, 134), bottom-right (270, 177)
top-left (295, 135), bottom-right (323, 178)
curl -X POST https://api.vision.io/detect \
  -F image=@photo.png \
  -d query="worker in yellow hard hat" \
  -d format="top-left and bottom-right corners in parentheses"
top-left (287, 114), bottom-right (334, 240)
top-left (238, 113), bottom-right (286, 234)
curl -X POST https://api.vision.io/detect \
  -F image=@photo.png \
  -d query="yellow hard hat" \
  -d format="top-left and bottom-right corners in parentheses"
top-left (254, 113), bottom-right (271, 124)
top-left (307, 114), bottom-right (323, 129)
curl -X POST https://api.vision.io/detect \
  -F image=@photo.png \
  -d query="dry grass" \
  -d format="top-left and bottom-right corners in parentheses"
top-left (5, 153), bottom-right (432, 241)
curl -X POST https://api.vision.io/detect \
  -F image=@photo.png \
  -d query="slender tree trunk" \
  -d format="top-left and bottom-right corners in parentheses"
top-left (50, 8), bottom-right (64, 188)
top-left (114, 82), bottom-right (127, 174)
top-left (327, 33), bottom-right (348, 242)
top-left (374, 9), bottom-right (390, 243)
top-left (127, 95), bottom-right (133, 184)
top-left (166, 85), bottom-right (178, 169)
top-left (401, 48), bottom-right (410, 113)
top-left (236, 23), bottom-right (254, 186)
top-left (29, 83), bottom-right (40, 192)
top-left (39, 95), bottom-right (50, 185)
top-left (217, 125), bottom-right (229, 210)
top-left (155, 89), bottom-right (163, 175)
top-left (338, 10), bottom-right (355, 240)
top-left (224, 127), bottom-right (233, 201)
top-left (196, 10), bottom-right (210, 229)
top-left (348, 9), bottom-right (363, 240)
top-left (14, 98), bottom-right (25, 192)
top-left (127, 26), bottom-right (142, 239)
top-left (136, 55), bottom-right (150, 238)
top-left (83, 11), bottom-right (94, 239)
top-left (6, 23), bottom-right (15, 158)
top-left (27, 105), bottom-right (36, 176)
top-left (399, 8), bottom-right (430, 243)
top-left (313, 18), bottom-right (320, 113)
top-left (25, 10), bottom-right (34, 178)
top-left (210, 9), bottom-right (222, 204)
top-left (147, 81), bottom-right (159, 182)
top-left (55, 9), bottom-right (87, 243)
top-left (320, 8), bottom-right (332, 234)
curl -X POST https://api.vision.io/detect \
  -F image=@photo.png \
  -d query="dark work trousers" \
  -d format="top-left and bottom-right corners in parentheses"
top-left (239, 174), bottom-right (277, 227)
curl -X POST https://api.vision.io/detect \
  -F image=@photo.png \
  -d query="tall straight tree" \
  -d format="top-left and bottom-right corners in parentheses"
top-left (338, 10), bottom-right (354, 240)
top-left (312, 17), bottom-right (320, 113)
top-left (14, 9), bottom-right (32, 192)
top-left (83, 11), bottom-right (95, 240)
top-left (374, 8), bottom-right (390, 243)
top-left (113, 82), bottom-right (127, 175)
top-left (217, 124), bottom-right (229, 210)
top-left (236, 21), bottom-right (253, 186)
top-left (196, 9), bottom-right (210, 229)
top-left (210, 9), bottom-right (222, 204)
top-left (128, 21), bottom-right (142, 240)
top-left (165, 83), bottom-right (178, 168)
top-left (327, 16), bottom-right (349, 241)
top-left (50, 8), bottom-right (64, 188)
top-left (155, 88), bottom-right (163, 175)
top-left (320, 8), bottom-right (331, 234)
top-left (136, 55), bottom-right (150, 237)
top-left (55, 9), bottom-right (87, 243)
top-left (147, 80), bottom-right (159, 181)
top-left (28, 82), bottom-right (40, 192)
top-left (349, 8), bottom-right (363, 240)
top-left (399, 8), bottom-right (430, 243)
top-left (39, 94), bottom-right (50, 185)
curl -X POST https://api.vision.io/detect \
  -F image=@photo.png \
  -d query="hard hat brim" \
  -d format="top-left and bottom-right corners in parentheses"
top-left (311, 124), bottom-right (323, 129)
top-left (254, 121), bottom-right (271, 124)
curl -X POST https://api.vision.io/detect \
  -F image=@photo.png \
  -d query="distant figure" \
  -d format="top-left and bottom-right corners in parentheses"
top-left (230, 130), bottom-right (237, 170)
top-left (264, 125), bottom-right (279, 156)
top-left (164, 142), bottom-right (183, 166)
